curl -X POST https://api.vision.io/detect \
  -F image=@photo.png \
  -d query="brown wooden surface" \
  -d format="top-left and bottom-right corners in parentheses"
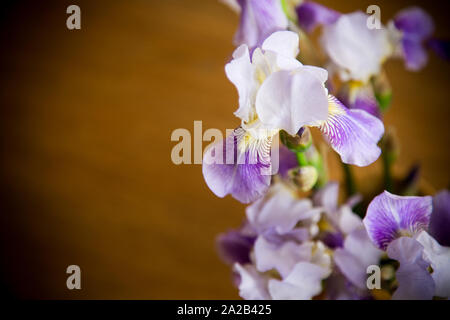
top-left (0, 0), bottom-right (449, 299)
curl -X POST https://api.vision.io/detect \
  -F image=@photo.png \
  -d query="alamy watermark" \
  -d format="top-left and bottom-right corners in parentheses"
top-left (66, 265), bottom-right (81, 290)
top-left (66, 5), bottom-right (81, 30)
top-left (366, 5), bottom-right (381, 30)
top-left (170, 121), bottom-right (279, 175)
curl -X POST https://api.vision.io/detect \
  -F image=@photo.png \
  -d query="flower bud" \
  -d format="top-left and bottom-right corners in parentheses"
top-left (280, 127), bottom-right (312, 152)
top-left (288, 165), bottom-right (318, 192)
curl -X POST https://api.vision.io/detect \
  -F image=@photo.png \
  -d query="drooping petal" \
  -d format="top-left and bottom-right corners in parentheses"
top-left (363, 191), bottom-right (432, 250)
top-left (321, 11), bottom-right (392, 82)
top-left (295, 1), bottom-right (340, 33)
top-left (234, 0), bottom-right (288, 49)
top-left (393, 7), bottom-right (434, 41)
top-left (429, 190), bottom-right (450, 246)
top-left (256, 68), bottom-right (329, 135)
top-left (393, 7), bottom-right (434, 71)
top-left (387, 237), bottom-right (435, 300)
top-left (254, 236), bottom-right (313, 278)
top-left (268, 262), bottom-right (329, 299)
top-left (416, 231), bottom-right (450, 298)
top-left (225, 45), bottom-right (257, 123)
top-left (216, 230), bottom-right (255, 265)
top-left (234, 263), bottom-right (270, 300)
top-left (334, 229), bottom-right (383, 290)
top-left (202, 127), bottom-right (272, 203)
top-left (246, 182), bottom-right (315, 234)
top-left (318, 95), bottom-right (384, 167)
top-left (401, 37), bottom-right (428, 71)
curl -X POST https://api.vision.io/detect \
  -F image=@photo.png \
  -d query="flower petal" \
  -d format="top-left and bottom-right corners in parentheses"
top-left (277, 145), bottom-right (298, 177)
top-left (256, 69), bottom-right (329, 135)
top-left (394, 7), bottom-right (434, 41)
top-left (321, 11), bottom-right (392, 82)
top-left (338, 83), bottom-right (381, 118)
top-left (401, 37), bottom-right (428, 71)
top-left (262, 30), bottom-right (299, 60)
top-left (254, 236), bottom-right (312, 278)
top-left (295, 1), bottom-right (340, 33)
top-left (202, 127), bottom-right (272, 203)
top-left (392, 7), bottom-right (434, 71)
top-left (225, 45), bottom-right (257, 123)
top-left (319, 96), bottom-right (384, 167)
top-left (363, 191), bottom-right (432, 250)
top-left (268, 262), bottom-right (329, 299)
top-left (234, 0), bottom-right (288, 49)
top-left (387, 237), bottom-right (435, 300)
top-left (416, 231), bottom-right (450, 298)
top-left (217, 230), bottom-right (255, 265)
top-left (234, 263), bottom-right (270, 300)
top-left (334, 229), bottom-right (383, 289)
top-left (313, 181), bottom-right (339, 212)
top-left (246, 182), bottom-right (314, 234)
top-left (429, 190), bottom-right (450, 246)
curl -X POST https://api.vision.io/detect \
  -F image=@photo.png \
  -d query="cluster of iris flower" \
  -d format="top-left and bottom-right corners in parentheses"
top-left (202, 1), bottom-right (450, 300)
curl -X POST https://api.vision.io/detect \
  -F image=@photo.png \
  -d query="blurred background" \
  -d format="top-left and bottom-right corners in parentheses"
top-left (0, 0), bottom-right (448, 299)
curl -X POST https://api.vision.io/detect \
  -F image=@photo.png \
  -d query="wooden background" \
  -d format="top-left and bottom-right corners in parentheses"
top-left (0, 0), bottom-right (448, 299)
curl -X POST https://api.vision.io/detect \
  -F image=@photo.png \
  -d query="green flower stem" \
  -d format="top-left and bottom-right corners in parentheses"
top-left (382, 151), bottom-right (393, 192)
top-left (343, 163), bottom-right (357, 196)
top-left (295, 151), bottom-right (309, 167)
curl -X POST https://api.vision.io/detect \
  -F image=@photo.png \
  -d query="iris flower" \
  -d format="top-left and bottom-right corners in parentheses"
top-left (363, 191), bottom-right (450, 299)
top-left (203, 31), bottom-right (384, 203)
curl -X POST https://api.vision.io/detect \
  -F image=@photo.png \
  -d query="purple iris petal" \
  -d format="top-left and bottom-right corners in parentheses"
top-left (295, 1), bottom-right (340, 33)
top-left (246, 183), bottom-right (314, 234)
top-left (321, 231), bottom-right (344, 249)
top-left (387, 237), bottom-right (435, 300)
top-left (394, 7), bottom-right (434, 41)
top-left (254, 235), bottom-right (312, 278)
top-left (363, 191), bottom-right (433, 250)
top-left (202, 127), bottom-right (272, 203)
top-left (429, 190), bottom-right (450, 246)
top-left (353, 90), bottom-right (381, 119)
top-left (233, 263), bottom-right (270, 300)
top-left (217, 230), bottom-right (256, 265)
top-left (334, 229), bottom-right (383, 290)
top-left (268, 262), bottom-right (329, 300)
top-left (394, 7), bottom-right (435, 71)
top-left (313, 181), bottom-right (338, 212)
top-left (235, 0), bottom-right (288, 49)
top-left (337, 85), bottom-right (381, 119)
top-left (402, 37), bottom-right (428, 71)
top-left (319, 96), bottom-right (384, 167)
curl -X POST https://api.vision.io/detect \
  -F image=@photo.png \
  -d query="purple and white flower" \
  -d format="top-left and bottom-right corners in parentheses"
top-left (364, 191), bottom-right (450, 299)
top-left (320, 11), bottom-right (393, 83)
top-left (219, 180), bottom-right (332, 300)
top-left (203, 31), bottom-right (384, 203)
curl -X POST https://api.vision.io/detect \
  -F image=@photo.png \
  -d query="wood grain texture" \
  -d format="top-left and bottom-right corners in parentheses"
top-left (0, 0), bottom-right (448, 299)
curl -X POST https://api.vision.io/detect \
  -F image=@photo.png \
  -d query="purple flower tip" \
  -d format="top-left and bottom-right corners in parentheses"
top-left (363, 191), bottom-right (432, 250)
